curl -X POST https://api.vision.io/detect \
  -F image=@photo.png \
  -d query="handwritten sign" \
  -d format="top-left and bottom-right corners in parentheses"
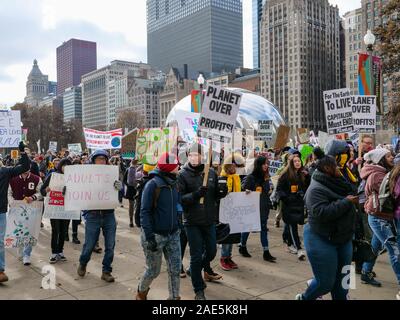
top-left (5, 201), bottom-right (43, 248)
top-left (0, 110), bottom-right (21, 148)
top-left (323, 88), bottom-right (353, 135)
top-left (219, 192), bottom-right (261, 233)
top-left (84, 128), bottom-right (123, 150)
top-left (64, 165), bottom-right (119, 211)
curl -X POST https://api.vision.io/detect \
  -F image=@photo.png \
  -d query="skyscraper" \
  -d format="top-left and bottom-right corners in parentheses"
top-left (147, 0), bottom-right (243, 79)
top-left (260, 0), bottom-right (341, 131)
top-left (253, 0), bottom-right (266, 69)
top-left (25, 59), bottom-right (49, 107)
top-left (57, 39), bottom-right (97, 96)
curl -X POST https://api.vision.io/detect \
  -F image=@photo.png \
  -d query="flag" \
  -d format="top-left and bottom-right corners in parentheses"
top-left (191, 90), bottom-right (202, 113)
top-left (358, 53), bottom-right (382, 113)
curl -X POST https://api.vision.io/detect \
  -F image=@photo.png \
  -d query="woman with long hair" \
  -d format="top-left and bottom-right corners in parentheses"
top-left (276, 155), bottom-right (310, 260)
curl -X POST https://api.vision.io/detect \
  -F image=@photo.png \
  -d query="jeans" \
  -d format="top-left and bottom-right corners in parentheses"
top-left (50, 219), bottom-right (69, 254)
top-left (283, 223), bottom-right (302, 250)
top-left (302, 224), bottom-right (353, 300)
top-left (139, 230), bottom-right (181, 299)
top-left (221, 244), bottom-right (233, 258)
top-left (18, 245), bottom-right (32, 258)
top-left (79, 212), bottom-right (117, 273)
top-left (240, 214), bottom-right (269, 251)
top-left (0, 213), bottom-right (6, 272)
top-left (362, 215), bottom-right (400, 284)
top-left (185, 224), bottom-right (217, 293)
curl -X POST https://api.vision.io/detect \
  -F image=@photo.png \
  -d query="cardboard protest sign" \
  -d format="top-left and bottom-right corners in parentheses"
top-left (135, 127), bottom-right (178, 165)
top-left (198, 86), bottom-right (242, 142)
top-left (257, 120), bottom-right (274, 141)
top-left (64, 165), bottom-right (119, 211)
top-left (0, 110), bottom-right (21, 148)
top-left (351, 95), bottom-right (377, 134)
top-left (5, 201), bottom-right (43, 248)
top-left (43, 173), bottom-right (81, 220)
top-left (323, 88), bottom-right (353, 135)
top-left (299, 144), bottom-right (314, 165)
top-left (219, 192), bottom-right (261, 233)
top-left (49, 141), bottom-right (57, 152)
top-left (269, 160), bottom-right (284, 177)
top-left (297, 128), bottom-right (310, 144)
top-left (274, 125), bottom-right (290, 150)
top-left (11, 150), bottom-right (19, 160)
top-left (84, 128), bottom-right (123, 150)
top-left (121, 129), bottom-right (137, 154)
top-left (68, 143), bottom-right (82, 153)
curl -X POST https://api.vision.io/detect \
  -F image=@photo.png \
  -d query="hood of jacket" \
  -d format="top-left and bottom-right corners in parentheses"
top-left (360, 163), bottom-right (387, 181)
top-left (325, 140), bottom-right (348, 157)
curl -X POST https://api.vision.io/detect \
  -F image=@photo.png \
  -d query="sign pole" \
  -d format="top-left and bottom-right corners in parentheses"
top-left (200, 139), bottom-right (212, 205)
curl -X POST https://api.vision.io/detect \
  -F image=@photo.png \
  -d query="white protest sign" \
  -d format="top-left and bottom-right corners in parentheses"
top-left (269, 160), bottom-right (284, 177)
top-left (43, 173), bottom-right (81, 220)
top-left (175, 111), bottom-right (200, 143)
top-left (49, 141), bottom-right (57, 152)
top-left (84, 128), bottom-right (123, 150)
top-left (64, 165), bottom-right (119, 211)
top-left (323, 88), bottom-right (353, 135)
top-left (198, 86), bottom-right (242, 142)
top-left (317, 131), bottom-right (333, 149)
top-left (68, 143), bottom-right (82, 153)
top-left (0, 110), bottom-right (21, 148)
top-left (257, 120), bottom-right (274, 141)
top-left (351, 95), bottom-right (377, 134)
top-left (5, 201), bottom-right (43, 248)
top-left (219, 192), bottom-right (261, 233)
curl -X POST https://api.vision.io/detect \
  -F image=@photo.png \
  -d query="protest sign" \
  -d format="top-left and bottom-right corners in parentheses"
top-left (121, 129), bottom-right (137, 154)
top-left (43, 173), bottom-right (81, 220)
top-left (5, 201), bottom-right (43, 248)
top-left (198, 86), bottom-right (242, 142)
top-left (0, 110), bottom-right (21, 148)
top-left (297, 128), bottom-right (310, 144)
top-left (84, 128), bottom-right (123, 150)
top-left (317, 131), bottom-right (329, 149)
top-left (64, 165), bottom-right (119, 211)
top-left (348, 132), bottom-right (359, 149)
top-left (21, 128), bottom-right (28, 144)
top-left (219, 192), bottom-right (261, 234)
top-left (323, 88), bottom-right (353, 135)
top-left (68, 143), bottom-right (82, 153)
top-left (49, 141), bottom-right (57, 152)
top-left (11, 150), bottom-right (19, 160)
top-left (299, 144), bottom-right (314, 165)
top-left (257, 120), bottom-right (274, 141)
top-left (136, 127), bottom-right (178, 165)
top-left (175, 111), bottom-right (200, 143)
top-left (269, 160), bottom-right (284, 177)
top-left (274, 125), bottom-right (290, 150)
top-left (351, 95), bottom-right (377, 134)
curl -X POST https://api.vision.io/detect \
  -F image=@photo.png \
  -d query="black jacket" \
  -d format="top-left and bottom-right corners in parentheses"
top-left (242, 174), bottom-right (272, 219)
top-left (0, 153), bottom-right (30, 213)
top-left (178, 163), bottom-right (226, 226)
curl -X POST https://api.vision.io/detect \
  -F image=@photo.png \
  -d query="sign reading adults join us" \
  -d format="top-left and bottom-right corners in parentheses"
top-left (0, 110), bottom-right (22, 148)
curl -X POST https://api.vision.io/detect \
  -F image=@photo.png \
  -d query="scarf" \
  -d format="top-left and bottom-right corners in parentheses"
top-left (220, 169), bottom-right (241, 193)
top-left (312, 170), bottom-right (356, 197)
top-left (189, 163), bottom-right (205, 173)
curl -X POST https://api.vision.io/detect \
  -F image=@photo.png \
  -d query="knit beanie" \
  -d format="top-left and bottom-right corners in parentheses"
top-left (363, 148), bottom-right (390, 165)
top-left (157, 152), bottom-right (179, 173)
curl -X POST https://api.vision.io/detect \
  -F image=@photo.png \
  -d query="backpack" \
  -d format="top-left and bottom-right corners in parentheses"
top-left (134, 177), bottom-right (161, 227)
top-left (127, 167), bottom-right (137, 187)
top-left (376, 171), bottom-right (395, 213)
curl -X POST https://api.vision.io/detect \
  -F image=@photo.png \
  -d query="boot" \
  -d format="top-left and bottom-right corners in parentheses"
top-left (263, 250), bottom-right (277, 263)
top-left (0, 272), bottom-right (9, 283)
top-left (361, 271), bottom-right (381, 287)
top-left (136, 287), bottom-right (150, 300)
top-left (77, 264), bottom-right (86, 277)
top-left (238, 245), bottom-right (252, 258)
top-left (204, 271), bottom-right (223, 282)
top-left (72, 234), bottom-right (81, 244)
top-left (101, 272), bottom-right (115, 283)
top-left (64, 233), bottom-right (69, 242)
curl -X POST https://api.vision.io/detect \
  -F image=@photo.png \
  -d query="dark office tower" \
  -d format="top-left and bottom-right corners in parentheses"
top-left (147, 0), bottom-right (243, 79)
top-left (56, 39), bottom-right (97, 96)
top-left (253, 0), bottom-right (266, 69)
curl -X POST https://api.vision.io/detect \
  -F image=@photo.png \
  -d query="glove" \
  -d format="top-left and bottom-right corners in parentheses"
top-left (114, 180), bottom-right (123, 191)
top-left (146, 238), bottom-right (158, 252)
top-left (218, 183), bottom-right (228, 197)
top-left (62, 186), bottom-right (67, 196)
top-left (18, 141), bottom-right (26, 152)
top-left (194, 186), bottom-right (208, 199)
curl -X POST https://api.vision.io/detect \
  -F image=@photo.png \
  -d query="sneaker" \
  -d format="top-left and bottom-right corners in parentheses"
top-left (204, 271), bottom-right (223, 282)
top-left (263, 250), bottom-right (277, 262)
top-left (287, 245), bottom-right (298, 254)
top-left (136, 287), bottom-right (150, 300)
top-left (220, 258), bottom-right (233, 271)
top-left (23, 256), bottom-right (31, 266)
top-left (227, 257), bottom-right (238, 269)
top-left (49, 254), bottom-right (58, 264)
top-left (238, 246), bottom-right (252, 258)
top-left (58, 253), bottom-right (67, 262)
top-left (40, 222), bottom-right (44, 228)
top-left (77, 264), bottom-right (86, 277)
top-left (195, 290), bottom-right (206, 300)
top-left (180, 270), bottom-right (187, 278)
top-left (297, 250), bottom-right (306, 261)
top-left (0, 272), bottom-right (9, 283)
top-left (295, 294), bottom-right (303, 300)
top-left (361, 272), bottom-right (382, 287)
top-left (101, 272), bottom-right (115, 283)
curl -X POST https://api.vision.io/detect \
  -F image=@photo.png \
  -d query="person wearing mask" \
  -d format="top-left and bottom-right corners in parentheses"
top-left (178, 143), bottom-right (228, 300)
top-left (360, 149), bottom-right (399, 294)
top-left (239, 156), bottom-right (276, 262)
top-left (0, 142), bottom-right (30, 282)
top-left (8, 169), bottom-right (43, 265)
top-left (136, 153), bottom-right (181, 300)
top-left (298, 154), bottom-right (358, 300)
top-left (40, 158), bottom-right (72, 263)
top-left (276, 155), bottom-right (310, 260)
top-left (124, 159), bottom-right (138, 228)
top-left (76, 149), bottom-right (122, 283)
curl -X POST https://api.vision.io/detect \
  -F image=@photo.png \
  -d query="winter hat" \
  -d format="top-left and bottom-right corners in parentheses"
top-left (157, 152), bottom-right (179, 173)
top-left (187, 142), bottom-right (204, 155)
top-left (324, 140), bottom-right (348, 157)
top-left (363, 148), bottom-right (390, 165)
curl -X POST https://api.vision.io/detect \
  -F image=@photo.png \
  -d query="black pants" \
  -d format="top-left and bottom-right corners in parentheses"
top-left (66, 219), bottom-right (81, 237)
top-left (283, 223), bottom-right (302, 250)
top-left (128, 200), bottom-right (134, 224)
top-left (180, 225), bottom-right (188, 268)
top-left (51, 219), bottom-right (69, 254)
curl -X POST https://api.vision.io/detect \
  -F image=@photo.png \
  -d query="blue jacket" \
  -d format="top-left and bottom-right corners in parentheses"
top-left (140, 169), bottom-right (179, 241)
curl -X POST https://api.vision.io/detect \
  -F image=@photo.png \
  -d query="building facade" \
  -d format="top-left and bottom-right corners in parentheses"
top-left (57, 39), bottom-right (97, 97)
top-left (63, 86), bottom-right (82, 122)
top-left (260, 0), bottom-right (341, 130)
top-left (147, 0), bottom-right (243, 79)
top-left (25, 60), bottom-right (49, 107)
top-left (253, 0), bottom-right (267, 69)
top-left (48, 81), bottom-right (58, 96)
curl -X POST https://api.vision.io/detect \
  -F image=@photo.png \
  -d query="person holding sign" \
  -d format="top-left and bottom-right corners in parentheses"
top-left (8, 169), bottom-right (43, 266)
top-left (0, 141), bottom-right (29, 283)
top-left (239, 156), bottom-right (276, 263)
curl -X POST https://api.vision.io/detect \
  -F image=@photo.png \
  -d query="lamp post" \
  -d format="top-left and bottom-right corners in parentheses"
top-left (197, 73), bottom-right (205, 103)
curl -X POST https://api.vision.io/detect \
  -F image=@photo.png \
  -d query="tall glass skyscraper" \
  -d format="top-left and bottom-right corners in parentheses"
top-left (253, 0), bottom-right (266, 69)
top-left (147, 0), bottom-right (243, 79)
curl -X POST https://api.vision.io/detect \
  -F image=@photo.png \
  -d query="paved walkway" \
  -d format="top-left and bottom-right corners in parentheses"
top-left (0, 202), bottom-right (398, 300)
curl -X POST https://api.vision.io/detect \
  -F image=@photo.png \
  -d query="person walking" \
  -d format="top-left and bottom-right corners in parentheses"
top-left (124, 159), bottom-right (138, 228)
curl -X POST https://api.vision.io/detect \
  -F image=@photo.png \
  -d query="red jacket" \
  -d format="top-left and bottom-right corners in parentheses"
top-left (9, 173), bottom-right (42, 201)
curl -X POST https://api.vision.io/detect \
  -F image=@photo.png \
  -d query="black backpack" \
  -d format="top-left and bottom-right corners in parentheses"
top-left (134, 177), bottom-right (161, 227)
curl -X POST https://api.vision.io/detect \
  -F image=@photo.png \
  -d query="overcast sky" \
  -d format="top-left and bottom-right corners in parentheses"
top-left (0, 0), bottom-right (362, 106)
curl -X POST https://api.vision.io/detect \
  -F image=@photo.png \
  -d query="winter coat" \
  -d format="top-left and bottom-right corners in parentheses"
top-left (360, 163), bottom-right (393, 221)
top-left (140, 169), bottom-right (179, 241)
top-left (305, 170), bottom-right (356, 245)
top-left (242, 173), bottom-right (272, 219)
top-left (123, 167), bottom-right (136, 200)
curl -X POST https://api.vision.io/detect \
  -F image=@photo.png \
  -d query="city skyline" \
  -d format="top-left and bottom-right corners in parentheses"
top-left (1, 0), bottom-right (362, 106)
